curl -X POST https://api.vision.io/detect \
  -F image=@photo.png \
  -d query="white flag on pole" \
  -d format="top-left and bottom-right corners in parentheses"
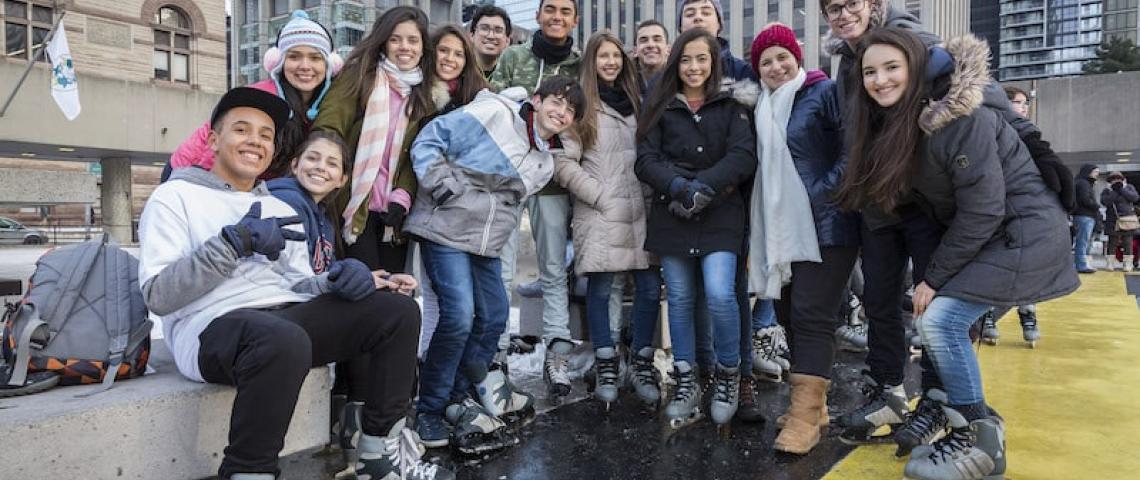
top-left (46, 21), bottom-right (80, 120)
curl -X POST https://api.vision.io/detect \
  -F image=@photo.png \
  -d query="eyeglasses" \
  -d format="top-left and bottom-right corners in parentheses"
top-left (826, 0), bottom-right (866, 20)
top-left (476, 24), bottom-right (506, 37)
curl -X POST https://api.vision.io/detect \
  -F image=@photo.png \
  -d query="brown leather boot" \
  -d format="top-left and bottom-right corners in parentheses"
top-left (774, 373), bottom-right (830, 454)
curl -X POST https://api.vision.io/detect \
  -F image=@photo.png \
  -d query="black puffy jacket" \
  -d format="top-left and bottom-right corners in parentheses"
top-left (636, 90), bottom-right (756, 257)
top-left (1073, 164), bottom-right (1101, 219)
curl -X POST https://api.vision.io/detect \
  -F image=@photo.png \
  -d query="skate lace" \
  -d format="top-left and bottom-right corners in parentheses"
top-left (397, 428), bottom-right (441, 479)
top-left (670, 370), bottom-right (696, 402)
top-left (545, 351), bottom-right (570, 385)
top-left (903, 398), bottom-right (946, 440)
top-left (596, 357), bottom-right (620, 387)
top-left (712, 370), bottom-right (737, 403)
top-left (754, 327), bottom-right (782, 359)
top-left (927, 427), bottom-right (974, 464)
top-left (632, 355), bottom-right (658, 386)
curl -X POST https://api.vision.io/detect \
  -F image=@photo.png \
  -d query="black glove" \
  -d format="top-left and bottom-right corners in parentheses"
top-left (379, 204), bottom-right (407, 228)
top-left (327, 259), bottom-right (374, 302)
top-left (668, 200), bottom-right (695, 219)
top-left (1023, 132), bottom-right (1075, 212)
top-left (684, 180), bottom-right (715, 214)
top-left (1112, 181), bottom-right (1123, 191)
top-left (220, 202), bottom-right (306, 261)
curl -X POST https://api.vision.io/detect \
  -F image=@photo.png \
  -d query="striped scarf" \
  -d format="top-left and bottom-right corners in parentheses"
top-left (342, 58), bottom-right (422, 244)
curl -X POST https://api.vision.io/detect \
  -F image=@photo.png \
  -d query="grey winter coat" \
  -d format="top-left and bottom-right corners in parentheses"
top-left (404, 91), bottom-right (576, 257)
top-left (1100, 183), bottom-right (1140, 234)
top-left (556, 103), bottom-right (649, 276)
top-left (912, 35), bottom-right (1079, 308)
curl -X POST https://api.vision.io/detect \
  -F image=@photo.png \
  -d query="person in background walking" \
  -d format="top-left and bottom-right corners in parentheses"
top-left (1101, 171), bottom-right (1140, 272)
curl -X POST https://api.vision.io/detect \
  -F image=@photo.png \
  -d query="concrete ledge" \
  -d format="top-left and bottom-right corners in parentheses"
top-left (0, 340), bottom-right (330, 480)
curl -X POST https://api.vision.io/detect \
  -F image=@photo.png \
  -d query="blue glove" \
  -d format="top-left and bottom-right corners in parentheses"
top-left (667, 177), bottom-right (688, 200)
top-left (686, 180), bottom-right (715, 212)
top-left (220, 202), bottom-right (306, 261)
top-left (327, 259), bottom-right (374, 302)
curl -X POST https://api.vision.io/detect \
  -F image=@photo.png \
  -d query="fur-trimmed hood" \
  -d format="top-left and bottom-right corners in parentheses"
top-left (729, 78), bottom-right (761, 107)
top-left (430, 80), bottom-right (453, 111)
top-left (918, 35), bottom-right (993, 135)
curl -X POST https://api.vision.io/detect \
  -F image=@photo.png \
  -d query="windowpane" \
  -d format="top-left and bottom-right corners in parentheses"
top-left (172, 53), bottom-right (188, 82)
top-left (158, 7), bottom-right (188, 29)
top-left (273, 0), bottom-right (289, 16)
top-left (31, 25), bottom-right (46, 61)
top-left (5, 1), bottom-right (27, 19)
top-left (153, 50), bottom-right (170, 79)
top-left (303, 0), bottom-right (320, 7)
top-left (6, 22), bottom-right (26, 57)
top-left (32, 5), bottom-right (51, 23)
top-left (154, 29), bottom-right (170, 46)
top-left (174, 33), bottom-right (189, 49)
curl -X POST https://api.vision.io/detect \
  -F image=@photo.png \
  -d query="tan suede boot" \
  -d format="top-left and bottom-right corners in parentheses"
top-left (774, 374), bottom-right (830, 454)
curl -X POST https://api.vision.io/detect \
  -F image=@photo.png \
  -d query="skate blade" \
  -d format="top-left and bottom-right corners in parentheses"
top-left (838, 424), bottom-right (896, 445)
top-left (502, 407), bottom-right (537, 430)
top-left (1027, 340), bottom-right (1038, 349)
top-left (755, 371), bottom-right (784, 383)
top-left (983, 338), bottom-right (999, 346)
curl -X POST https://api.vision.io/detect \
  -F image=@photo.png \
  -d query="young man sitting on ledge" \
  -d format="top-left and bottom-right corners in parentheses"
top-left (136, 87), bottom-right (453, 480)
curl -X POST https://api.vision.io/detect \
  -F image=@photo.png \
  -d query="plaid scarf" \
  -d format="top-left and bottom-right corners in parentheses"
top-left (342, 58), bottom-right (422, 244)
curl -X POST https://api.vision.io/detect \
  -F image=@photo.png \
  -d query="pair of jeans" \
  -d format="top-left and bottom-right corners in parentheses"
top-left (417, 240), bottom-right (509, 415)
top-left (916, 296), bottom-right (993, 406)
top-left (694, 249), bottom-right (753, 372)
top-left (752, 299), bottom-right (777, 330)
top-left (198, 292), bottom-right (419, 478)
top-left (772, 246), bottom-right (859, 378)
top-left (586, 269), bottom-right (662, 352)
top-left (1073, 215), bottom-right (1096, 270)
top-left (661, 252), bottom-right (741, 368)
top-left (498, 195), bottom-right (573, 345)
top-left (861, 212), bottom-right (946, 387)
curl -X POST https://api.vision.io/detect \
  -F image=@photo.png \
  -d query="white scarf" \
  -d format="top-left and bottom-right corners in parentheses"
top-left (379, 57), bottom-right (423, 95)
top-left (748, 68), bottom-right (821, 299)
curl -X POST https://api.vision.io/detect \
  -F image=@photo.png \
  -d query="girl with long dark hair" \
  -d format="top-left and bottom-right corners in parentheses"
top-left (635, 28), bottom-right (755, 430)
top-left (838, 28), bottom-right (1078, 479)
top-left (314, 5), bottom-right (435, 273)
top-left (555, 32), bottom-right (661, 410)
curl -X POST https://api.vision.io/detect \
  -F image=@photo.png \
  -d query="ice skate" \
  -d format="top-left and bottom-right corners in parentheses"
top-left (735, 373), bottom-right (765, 423)
top-left (836, 321), bottom-right (869, 353)
top-left (543, 339), bottom-right (573, 406)
top-left (335, 401), bottom-right (363, 466)
top-left (664, 361), bottom-right (703, 430)
top-left (709, 364), bottom-right (740, 428)
top-left (894, 389), bottom-right (949, 457)
top-left (903, 406), bottom-right (1006, 480)
top-left (630, 347), bottom-right (662, 408)
top-left (751, 325), bottom-right (789, 382)
top-left (444, 398), bottom-right (519, 456)
top-left (1018, 307), bottom-right (1040, 349)
top-left (980, 310), bottom-right (999, 346)
top-left (838, 375), bottom-right (910, 445)
top-left (472, 359), bottom-right (536, 429)
top-left (592, 347), bottom-right (621, 411)
top-left (353, 418), bottom-right (456, 480)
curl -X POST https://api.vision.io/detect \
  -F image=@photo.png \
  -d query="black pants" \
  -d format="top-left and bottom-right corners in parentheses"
top-left (337, 212), bottom-right (410, 400)
top-left (860, 211), bottom-right (946, 387)
top-left (198, 292), bottom-right (420, 478)
top-left (774, 246), bottom-right (859, 378)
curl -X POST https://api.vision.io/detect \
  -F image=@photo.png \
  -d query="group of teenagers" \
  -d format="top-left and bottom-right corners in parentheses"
top-left (137, 0), bottom-right (1081, 479)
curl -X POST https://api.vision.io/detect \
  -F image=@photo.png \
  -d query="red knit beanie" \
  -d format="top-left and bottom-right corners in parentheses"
top-left (750, 23), bottom-right (803, 75)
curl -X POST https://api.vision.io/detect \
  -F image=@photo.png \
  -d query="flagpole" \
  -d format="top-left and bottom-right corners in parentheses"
top-left (0, 10), bottom-right (67, 118)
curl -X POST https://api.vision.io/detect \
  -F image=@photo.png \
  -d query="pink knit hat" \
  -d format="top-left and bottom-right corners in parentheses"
top-left (750, 23), bottom-right (803, 75)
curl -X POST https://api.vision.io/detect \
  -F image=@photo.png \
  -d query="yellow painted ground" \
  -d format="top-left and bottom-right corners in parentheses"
top-left (824, 272), bottom-right (1140, 480)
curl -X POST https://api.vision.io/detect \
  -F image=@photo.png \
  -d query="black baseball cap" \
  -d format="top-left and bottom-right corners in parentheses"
top-left (209, 87), bottom-right (291, 132)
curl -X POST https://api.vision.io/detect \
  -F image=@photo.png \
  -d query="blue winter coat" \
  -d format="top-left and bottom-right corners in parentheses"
top-left (268, 177), bottom-right (336, 273)
top-left (786, 77), bottom-right (860, 247)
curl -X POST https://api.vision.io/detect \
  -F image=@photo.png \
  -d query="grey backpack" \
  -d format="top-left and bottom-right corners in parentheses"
top-left (2, 234), bottom-right (151, 394)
